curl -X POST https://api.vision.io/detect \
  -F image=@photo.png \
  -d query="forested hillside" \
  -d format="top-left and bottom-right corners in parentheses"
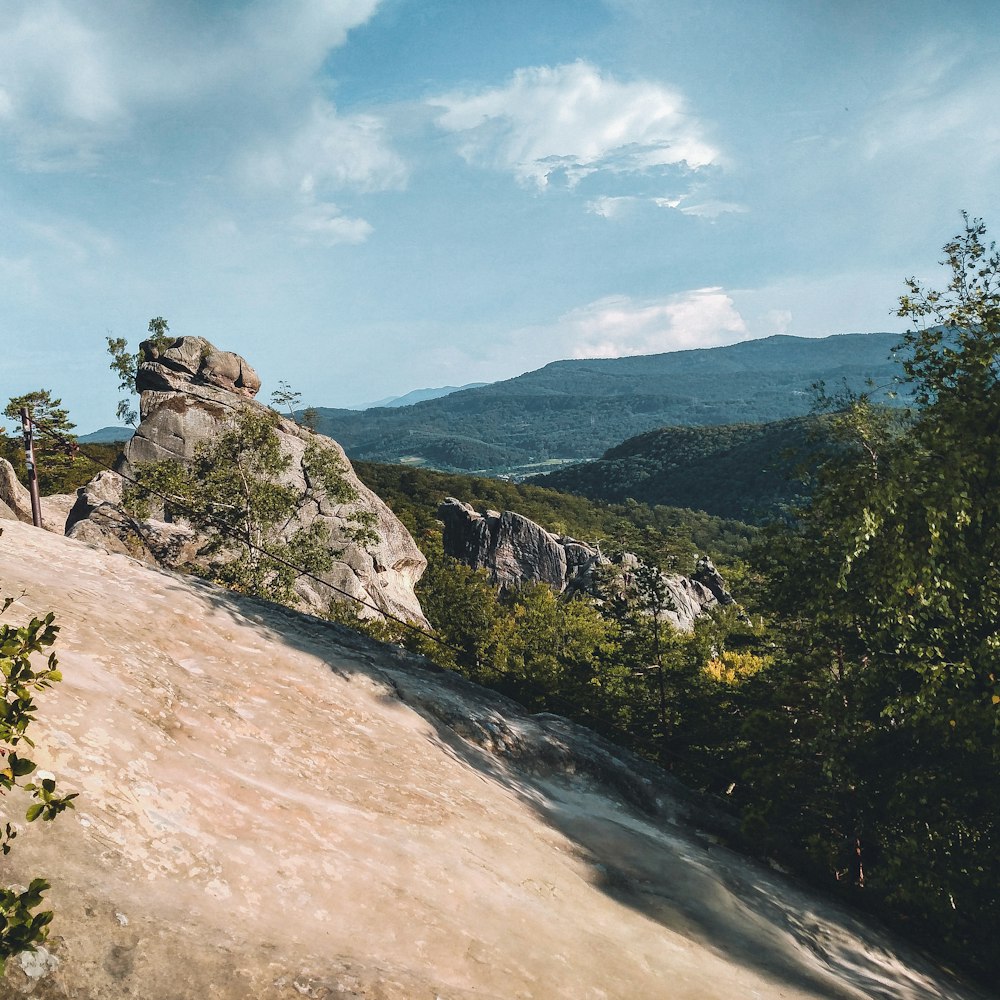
top-left (536, 416), bottom-right (821, 522)
top-left (353, 461), bottom-right (756, 571)
top-left (312, 332), bottom-right (909, 474)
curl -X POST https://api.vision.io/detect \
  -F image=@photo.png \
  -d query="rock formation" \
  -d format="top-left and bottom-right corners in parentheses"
top-left (1, 458), bottom-right (76, 533)
top-left (693, 554), bottom-right (736, 606)
top-left (0, 457), bottom-right (32, 523)
top-left (0, 520), bottom-right (988, 1000)
top-left (67, 336), bottom-right (427, 626)
top-left (437, 497), bottom-right (603, 592)
top-left (438, 497), bottom-right (723, 632)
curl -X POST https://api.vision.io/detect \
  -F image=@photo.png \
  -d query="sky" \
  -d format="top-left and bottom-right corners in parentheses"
top-left (1, 0), bottom-right (999, 432)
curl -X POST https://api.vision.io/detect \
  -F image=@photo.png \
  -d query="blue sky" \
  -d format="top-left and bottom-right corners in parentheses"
top-left (2, 0), bottom-right (998, 432)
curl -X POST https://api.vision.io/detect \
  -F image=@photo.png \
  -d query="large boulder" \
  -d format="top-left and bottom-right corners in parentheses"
top-left (0, 458), bottom-right (29, 523)
top-left (437, 497), bottom-right (603, 593)
top-left (1, 458), bottom-right (76, 533)
top-left (69, 337), bottom-right (427, 626)
top-left (438, 497), bottom-right (721, 631)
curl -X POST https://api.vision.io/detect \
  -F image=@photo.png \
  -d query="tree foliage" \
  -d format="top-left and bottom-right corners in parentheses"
top-left (270, 381), bottom-right (302, 422)
top-left (125, 406), bottom-right (374, 606)
top-left (0, 559), bottom-right (77, 969)
top-left (106, 316), bottom-right (176, 426)
top-left (746, 215), bottom-right (1000, 977)
top-left (3, 391), bottom-right (78, 495)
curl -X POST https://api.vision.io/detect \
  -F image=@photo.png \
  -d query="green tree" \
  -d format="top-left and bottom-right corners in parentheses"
top-left (3, 391), bottom-right (79, 495)
top-left (1, 558), bottom-right (77, 969)
top-left (125, 406), bottom-right (374, 606)
top-left (270, 381), bottom-right (302, 422)
top-left (106, 317), bottom-right (176, 426)
top-left (405, 537), bottom-right (504, 678)
top-left (745, 215), bottom-right (1000, 977)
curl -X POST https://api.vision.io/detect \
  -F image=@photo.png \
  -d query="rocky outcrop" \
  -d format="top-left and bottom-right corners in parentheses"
top-left (0, 458), bottom-right (31, 523)
top-left (693, 555), bottom-right (736, 606)
top-left (1, 458), bottom-right (77, 533)
top-left (437, 497), bottom-right (603, 593)
top-left (438, 497), bottom-right (723, 631)
top-left (69, 336), bottom-right (427, 626)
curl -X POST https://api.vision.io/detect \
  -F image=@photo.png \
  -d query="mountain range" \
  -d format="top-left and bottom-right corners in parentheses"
top-left (348, 382), bottom-right (488, 410)
top-left (311, 333), bottom-right (911, 475)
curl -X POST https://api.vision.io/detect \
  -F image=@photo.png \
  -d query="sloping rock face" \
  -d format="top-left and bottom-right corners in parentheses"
top-left (438, 497), bottom-right (719, 631)
top-left (68, 336), bottom-right (427, 626)
top-left (0, 521), bottom-right (989, 1000)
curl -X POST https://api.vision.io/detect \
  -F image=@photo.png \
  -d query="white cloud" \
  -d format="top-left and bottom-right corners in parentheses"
top-left (246, 100), bottom-right (407, 196)
top-left (489, 290), bottom-right (747, 369)
top-left (561, 289), bottom-right (748, 358)
top-left (586, 195), bottom-right (642, 219)
top-left (675, 199), bottom-right (746, 218)
top-left (431, 61), bottom-right (718, 189)
top-left (0, 1), bottom-right (382, 169)
top-left (586, 193), bottom-right (745, 220)
top-left (293, 202), bottom-right (373, 247)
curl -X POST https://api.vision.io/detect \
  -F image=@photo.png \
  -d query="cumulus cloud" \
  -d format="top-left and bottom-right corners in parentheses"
top-left (242, 98), bottom-right (405, 247)
top-left (0, 0), bottom-right (382, 169)
top-left (293, 202), bottom-right (373, 247)
top-left (498, 289), bottom-right (747, 367)
top-left (431, 61), bottom-right (718, 189)
top-left (562, 289), bottom-right (748, 358)
top-left (246, 100), bottom-right (407, 196)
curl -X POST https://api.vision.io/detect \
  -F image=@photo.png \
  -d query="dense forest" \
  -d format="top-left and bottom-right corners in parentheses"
top-left (535, 415), bottom-right (821, 522)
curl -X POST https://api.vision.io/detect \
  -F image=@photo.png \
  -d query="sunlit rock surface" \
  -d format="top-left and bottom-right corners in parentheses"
top-left (0, 521), bottom-right (991, 1000)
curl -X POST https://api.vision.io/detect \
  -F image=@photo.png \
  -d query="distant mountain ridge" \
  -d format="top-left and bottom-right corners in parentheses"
top-left (312, 333), bottom-right (911, 475)
top-left (349, 383), bottom-right (488, 410)
top-left (79, 425), bottom-right (133, 444)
